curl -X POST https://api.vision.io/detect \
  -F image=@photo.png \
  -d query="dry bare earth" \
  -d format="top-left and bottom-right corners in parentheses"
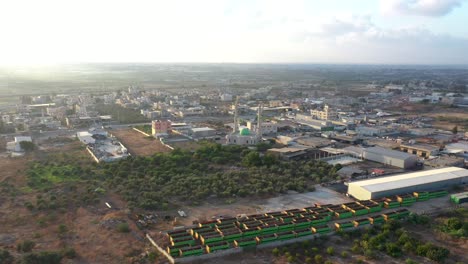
top-left (110, 128), bottom-right (171, 156)
top-left (0, 146), bottom-right (148, 264)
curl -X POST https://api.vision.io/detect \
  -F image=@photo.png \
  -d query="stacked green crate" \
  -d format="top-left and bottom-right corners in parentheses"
top-left (310, 217), bottom-right (328, 226)
top-left (353, 218), bottom-right (370, 227)
top-left (242, 228), bottom-right (261, 238)
top-left (167, 229), bottom-right (189, 238)
top-left (294, 228), bottom-right (313, 237)
top-left (384, 200), bottom-right (400, 209)
top-left (334, 221), bottom-right (354, 231)
top-left (451, 192), bottom-right (468, 204)
top-left (179, 245), bottom-right (205, 257)
top-left (428, 190), bottom-right (448, 199)
top-left (260, 225), bottom-right (278, 235)
top-left (200, 233), bottom-right (223, 245)
top-left (190, 226), bottom-right (215, 239)
top-left (172, 237), bottom-right (197, 247)
top-left (395, 209), bottom-right (410, 218)
top-left (335, 210), bottom-right (353, 219)
top-left (292, 218), bottom-right (311, 229)
top-left (221, 231), bottom-right (242, 242)
top-left (368, 215), bottom-right (384, 225)
top-left (216, 222), bottom-right (236, 230)
top-left (205, 241), bottom-right (230, 253)
top-left (255, 233), bottom-right (278, 244)
top-left (167, 245), bottom-right (183, 257)
top-left (383, 212), bottom-right (399, 221)
top-left (280, 216), bottom-right (294, 223)
top-left (312, 225), bottom-right (331, 234)
top-left (413, 191), bottom-right (429, 201)
top-left (198, 220), bottom-right (218, 228)
top-left (397, 194), bottom-right (416, 207)
top-left (234, 237), bottom-right (257, 247)
top-left (276, 231), bottom-right (296, 241)
top-left (242, 221), bottom-right (263, 230)
top-left (350, 206), bottom-right (369, 216)
top-left (285, 209), bottom-right (305, 217)
top-left (371, 198), bottom-right (387, 207)
top-left (367, 205), bottom-right (382, 213)
top-left (277, 222), bottom-right (295, 232)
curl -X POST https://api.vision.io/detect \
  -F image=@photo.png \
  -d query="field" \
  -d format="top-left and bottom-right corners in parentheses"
top-left (0, 144), bottom-right (151, 264)
top-left (110, 128), bottom-right (172, 156)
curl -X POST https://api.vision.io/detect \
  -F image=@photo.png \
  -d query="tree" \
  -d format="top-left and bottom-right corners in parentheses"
top-left (20, 141), bottom-right (35, 152)
top-left (447, 217), bottom-right (462, 230)
top-left (326, 247), bottom-right (334, 255)
top-left (314, 254), bottom-right (323, 264)
top-left (0, 249), bottom-right (14, 264)
top-left (452, 125), bottom-right (458, 134)
top-left (242, 151), bottom-right (262, 167)
top-left (386, 242), bottom-right (402, 257)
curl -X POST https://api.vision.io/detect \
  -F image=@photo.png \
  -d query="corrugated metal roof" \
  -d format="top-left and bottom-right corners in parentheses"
top-left (364, 146), bottom-right (415, 160)
top-left (348, 167), bottom-right (468, 193)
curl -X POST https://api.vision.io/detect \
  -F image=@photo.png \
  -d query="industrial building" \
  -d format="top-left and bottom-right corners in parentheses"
top-left (363, 146), bottom-right (418, 169)
top-left (347, 167), bottom-right (468, 200)
top-left (399, 143), bottom-right (439, 158)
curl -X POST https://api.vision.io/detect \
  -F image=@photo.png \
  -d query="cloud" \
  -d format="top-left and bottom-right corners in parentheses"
top-left (296, 16), bottom-right (468, 64)
top-left (380, 0), bottom-right (465, 16)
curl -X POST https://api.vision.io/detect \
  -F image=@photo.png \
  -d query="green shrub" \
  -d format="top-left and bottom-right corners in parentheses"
top-left (272, 248), bottom-right (280, 257)
top-left (117, 222), bottom-right (130, 233)
top-left (0, 249), bottom-right (14, 264)
top-left (62, 247), bottom-right (76, 259)
top-left (21, 251), bottom-right (62, 264)
top-left (341, 251), bottom-right (349, 258)
top-left (17, 240), bottom-right (35, 252)
top-left (326, 247), bottom-right (334, 255)
top-left (314, 254), bottom-right (323, 264)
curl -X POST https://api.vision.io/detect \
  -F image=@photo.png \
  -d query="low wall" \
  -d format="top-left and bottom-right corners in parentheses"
top-left (86, 146), bottom-right (100, 163)
top-left (133, 127), bottom-right (151, 137)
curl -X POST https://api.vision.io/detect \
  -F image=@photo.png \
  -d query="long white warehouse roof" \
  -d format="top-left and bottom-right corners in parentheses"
top-left (349, 167), bottom-right (468, 193)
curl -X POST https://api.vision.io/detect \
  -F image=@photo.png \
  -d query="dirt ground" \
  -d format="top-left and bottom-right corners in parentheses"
top-left (166, 186), bottom-right (352, 227)
top-left (170, 141), bottom-right (202, 151)
top-left (109, 128), bottom-right (172, 156)
top-left (0, 147), bottom-right (148, 264)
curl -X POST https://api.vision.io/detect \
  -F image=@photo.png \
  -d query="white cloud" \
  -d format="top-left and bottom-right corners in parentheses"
top-left (381, 0), bottom-right (465, 16)
top-left (295, 16), bottom-right (468, 64)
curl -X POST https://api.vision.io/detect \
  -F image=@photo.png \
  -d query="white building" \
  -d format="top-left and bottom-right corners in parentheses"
top-left (6, 136), bottom-right (33, 152)
top-left (348, 167), bottom-right (468, 200)
top-left (363, 146), bottom-right (418, 169)
top-left (220, 94), bottom-right (233, 102)
top-left (246, 121), bottom-right (277, 135)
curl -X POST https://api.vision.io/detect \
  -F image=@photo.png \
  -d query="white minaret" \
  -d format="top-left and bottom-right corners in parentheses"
top-left (233, 96), bottom-right (239, 133)
top-left (257, 103), bottom-right (263, 139)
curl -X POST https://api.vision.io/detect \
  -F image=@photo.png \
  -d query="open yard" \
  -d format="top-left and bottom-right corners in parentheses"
top-left (0, 144), bottom-right (151, 264)
top-left (110, 128), bottom-right (172, 156)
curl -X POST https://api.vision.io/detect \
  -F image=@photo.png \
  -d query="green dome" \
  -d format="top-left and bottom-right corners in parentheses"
top-left (240, 128), bottom-right (250, 135)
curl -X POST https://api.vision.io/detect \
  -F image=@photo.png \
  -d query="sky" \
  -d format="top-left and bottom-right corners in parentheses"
top-left (0, 0), bottom-right (467, 65)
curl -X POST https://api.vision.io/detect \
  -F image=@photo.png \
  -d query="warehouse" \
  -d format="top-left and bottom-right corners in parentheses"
top-left (363, 146), bottom-right (418, 169)
top-left (347, 167), bottom-right (468, 200)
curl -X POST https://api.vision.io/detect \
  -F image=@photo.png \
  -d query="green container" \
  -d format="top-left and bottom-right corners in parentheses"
top-left (206, 242), bottom-right (230, 253)
top-left (294, 229), bottom-right (312, 237)
top-left (368, 206), bottom-right (382, 213)
top-left (235, 238), bottom-right (257, 247)
top-left (276, 231), bottom-right (295, 240)
top-left (242, 230), bottom-right (260, 238)
top-left (256, 234), bottom-right (277, 243)
top-left (260, 226), bottom-right (278, 235)
top-left (167, 246), bottom-right (182, 257)
top-left (172, 238), bottom-right (196, 247)
top-left (180, 246), bottom-right (204, 257)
